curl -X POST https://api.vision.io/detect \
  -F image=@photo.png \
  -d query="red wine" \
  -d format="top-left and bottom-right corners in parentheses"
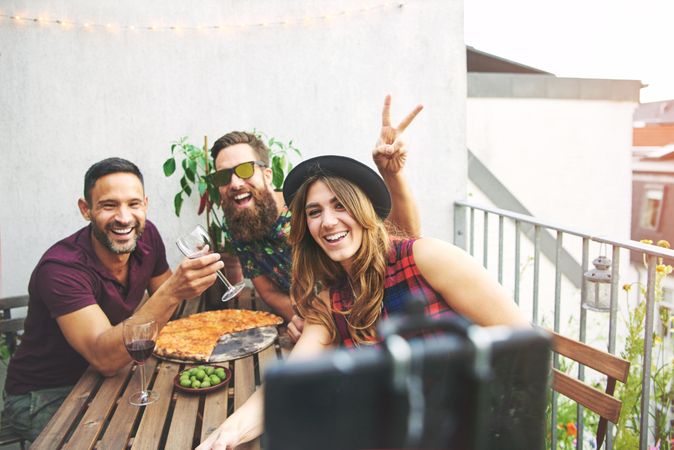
top-left (126, 339), bottom-right (155, 362)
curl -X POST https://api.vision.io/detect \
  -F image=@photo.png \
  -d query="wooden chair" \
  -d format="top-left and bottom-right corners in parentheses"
top-left (551, 331), bottom-right (630, 450)
top-left (0, 295), bottom-right (28, 354)
top-left (0, 294), bottom-right (29, 449)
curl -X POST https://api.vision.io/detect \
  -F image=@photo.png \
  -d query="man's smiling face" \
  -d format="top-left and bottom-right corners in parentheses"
top-left (214, 143), bottom-right (273, 213)
top-left (84, 172), bottom-right (147, 255)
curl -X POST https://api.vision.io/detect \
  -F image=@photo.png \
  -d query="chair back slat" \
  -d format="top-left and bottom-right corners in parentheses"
top-left (552, 331), bottom-right (630, 383)
top-left (0, 295), bottom-right (29, 310)
top-left (0, 317), bottom-right (25, 334)
top-left (552, 369), bottom-right (622, 423)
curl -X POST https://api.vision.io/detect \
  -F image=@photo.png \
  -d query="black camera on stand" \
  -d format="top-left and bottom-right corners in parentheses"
top-left (264, 300), bottom-right (551, 450)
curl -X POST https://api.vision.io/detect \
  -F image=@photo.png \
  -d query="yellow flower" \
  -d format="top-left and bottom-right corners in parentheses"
top-left (623, 283), bottom-right (632, 292)
top-left (657, 240), bottom-right (671, 249)
top-left (641, 239), bottom-right (654, 245)
top-left (656, 264), bottom-right (673, 274)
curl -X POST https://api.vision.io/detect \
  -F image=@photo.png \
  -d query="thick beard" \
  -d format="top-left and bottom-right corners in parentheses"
top-left (223, 186), bottom-right (279, 242)
top-left (91, 221), bottom-right (144, 255)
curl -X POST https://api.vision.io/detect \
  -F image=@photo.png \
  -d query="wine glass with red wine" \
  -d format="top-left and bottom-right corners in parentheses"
top-left (176, 224), bottom-right (245, 302)
top-left (123, 317), bottom-right (159, 406)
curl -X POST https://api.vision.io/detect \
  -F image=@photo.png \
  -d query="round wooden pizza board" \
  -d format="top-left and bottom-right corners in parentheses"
top-left (209, 326), bottom-right (278, 362)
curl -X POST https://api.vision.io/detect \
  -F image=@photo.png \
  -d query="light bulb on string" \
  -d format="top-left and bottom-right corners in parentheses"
top-left (1, 1), bottom-right (405, 33)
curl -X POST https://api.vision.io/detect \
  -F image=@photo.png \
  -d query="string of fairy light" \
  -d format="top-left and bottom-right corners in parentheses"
top-left (0, 2), bottom-right (405, 33)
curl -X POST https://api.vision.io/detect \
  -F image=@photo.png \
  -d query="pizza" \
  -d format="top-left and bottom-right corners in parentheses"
top-left (154, 309), bottom-right (283, 362)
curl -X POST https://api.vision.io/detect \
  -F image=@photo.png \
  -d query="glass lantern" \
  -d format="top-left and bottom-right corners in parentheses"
top-left (582, 256), bottom-right (613, 312)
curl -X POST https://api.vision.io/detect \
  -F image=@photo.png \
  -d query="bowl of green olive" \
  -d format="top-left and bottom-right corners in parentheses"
top-left (174, 365), bottom-right (231, 394)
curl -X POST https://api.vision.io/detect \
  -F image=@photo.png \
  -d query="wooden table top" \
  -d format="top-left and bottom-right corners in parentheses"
top-left (31, 287), bottom-right (292, 450)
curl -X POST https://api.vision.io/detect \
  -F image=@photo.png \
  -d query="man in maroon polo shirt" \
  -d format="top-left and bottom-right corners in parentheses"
top-left (1, 158), bottom-right (224, 442)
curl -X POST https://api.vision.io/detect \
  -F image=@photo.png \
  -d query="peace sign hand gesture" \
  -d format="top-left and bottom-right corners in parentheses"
top-left (372, 95), bottom-right (423, 176)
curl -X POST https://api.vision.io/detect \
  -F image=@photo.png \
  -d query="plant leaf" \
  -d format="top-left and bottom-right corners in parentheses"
top-left (198, 179), bottom-right (207, 196)
top-left (180, 177), bottom-right (192, 196)
top-left (185, 166), bottom-right (196, 183)
top-left (174, 193), bottom-right (183, 216)
top-left (272, 162), bottom-right (284, 189)
top-left (188, 157), bottom-right (198, 174)
top-left (208, 184), bottom-right (221, 206)
top-left (163, 158), bottom-right (176, 176)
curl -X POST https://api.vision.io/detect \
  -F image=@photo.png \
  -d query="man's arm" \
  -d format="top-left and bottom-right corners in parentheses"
top-left (250, 275), bottom-right (294, 322)
top-left (372, 95), bottom-right (423, 237)
top-left (147, 269), bottom-right (172, 295)
top-left (250, 275), bottom-right (304, 341)
top-left (56, 253), bottom-right (224, 376)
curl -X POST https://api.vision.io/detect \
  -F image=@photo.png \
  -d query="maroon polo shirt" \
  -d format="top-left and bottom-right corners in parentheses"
top-left (5, 220), bottom-right (169, 395)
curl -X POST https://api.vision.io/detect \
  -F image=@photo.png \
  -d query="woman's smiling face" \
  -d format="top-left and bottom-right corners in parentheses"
top-left (305, 179), bottom-right (363, 272)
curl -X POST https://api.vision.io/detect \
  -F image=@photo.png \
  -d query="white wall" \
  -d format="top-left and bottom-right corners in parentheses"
top-left (0, 0), bottom-right (466, 296)
top-left (467, 97), bottom-right (635, 239)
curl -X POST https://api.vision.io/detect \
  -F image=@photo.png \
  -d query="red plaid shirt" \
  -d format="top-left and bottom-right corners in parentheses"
top-left (331, 239), bottom-right (455, 348)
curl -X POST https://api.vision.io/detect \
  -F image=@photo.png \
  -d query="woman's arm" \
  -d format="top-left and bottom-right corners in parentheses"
top-left (197, 312), bottom-right (333, 449)
top-left (412, 238), bottom-right (529, 327)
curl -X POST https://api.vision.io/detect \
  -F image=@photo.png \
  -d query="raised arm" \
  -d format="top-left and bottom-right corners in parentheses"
top-left (372, 95), bottom-right (423, 237)
top-left (412, 238), bottom-right (529, 327)
top-left (56, 253), bottom-right (224, 376)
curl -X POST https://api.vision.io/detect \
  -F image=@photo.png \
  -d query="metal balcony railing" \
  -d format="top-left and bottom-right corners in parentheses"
top-left (454, 200), bottom-right (674, 450)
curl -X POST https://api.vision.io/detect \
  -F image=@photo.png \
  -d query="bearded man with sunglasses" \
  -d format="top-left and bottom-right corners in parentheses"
top-left (210, 96), bottom-right (422, 340)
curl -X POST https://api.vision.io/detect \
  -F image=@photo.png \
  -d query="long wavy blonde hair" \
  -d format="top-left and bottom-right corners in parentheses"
top-left (288, 175), bottom-right (390, 345)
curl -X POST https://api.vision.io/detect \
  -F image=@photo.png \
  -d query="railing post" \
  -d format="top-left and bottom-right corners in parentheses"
top-left (551, 230), bottom-right (563, 450)
top-left (532, 225), bottom-right (541, 325)
top-left (453, 203), bottom-right (467, 250)
top-left (639, 255), bottom-right (657, 450)
top-left (606, 245), bottom-right (621, 449)
top-left (577, 237), bottom-right (589, 450)
top-left (498, 215), bottom-right (504, 284)
top-left (483, 211), bottom-right (489, 268)
top-left (514, 220), bottom-right (521, 305)
top-left (469, 208), bottom-right (475, 256)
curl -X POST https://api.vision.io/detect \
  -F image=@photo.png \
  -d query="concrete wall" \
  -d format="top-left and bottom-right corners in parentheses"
top-left (467, 96), bottom-right (635, 238)
top-left (0, 0), bottom-right (466, 296)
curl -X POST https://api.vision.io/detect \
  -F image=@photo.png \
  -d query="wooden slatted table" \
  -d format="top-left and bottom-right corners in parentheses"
top-left (31, 287), bottom-right (291, 450)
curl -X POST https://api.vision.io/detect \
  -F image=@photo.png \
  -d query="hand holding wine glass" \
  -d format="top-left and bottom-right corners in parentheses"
top-left (176, 224), bottom-right (245, 302)
top-left (123, 317), bottom-right (159, 406)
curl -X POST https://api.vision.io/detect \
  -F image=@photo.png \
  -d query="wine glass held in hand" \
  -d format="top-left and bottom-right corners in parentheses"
top-left (123, 317), bottom-right (159, 406)
top-left (176, 224), bottom-right (245, 302)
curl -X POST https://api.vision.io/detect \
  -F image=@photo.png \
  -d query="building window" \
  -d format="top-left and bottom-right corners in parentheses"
top-left (640, 185), bottom-right (665, 230)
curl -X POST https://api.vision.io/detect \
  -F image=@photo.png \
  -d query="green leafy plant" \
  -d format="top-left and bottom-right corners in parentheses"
top-left (0, 334), bottom-right (11, 365)
top-left (252, 130), bottom-right (302, 191)
top-left (615, 239), bottom-right (673, 450)
top-left (163, 136), bottom-right (226, 250)
top-left (163, 133), bottom-right (301, 250)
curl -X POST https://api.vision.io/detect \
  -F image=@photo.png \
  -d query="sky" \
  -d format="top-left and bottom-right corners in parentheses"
top-left (464, 0), bottom-right (674, 103)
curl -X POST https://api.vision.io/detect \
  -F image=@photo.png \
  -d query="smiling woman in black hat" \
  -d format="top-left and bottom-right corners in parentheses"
top-left (197, 155), bottom-right (528, 450)
top-left (284, 155), bottom-right (528, 347)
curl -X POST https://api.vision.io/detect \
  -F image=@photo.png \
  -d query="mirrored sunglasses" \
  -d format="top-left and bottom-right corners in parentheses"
top-left (206, 160), bottom-right (266, 187)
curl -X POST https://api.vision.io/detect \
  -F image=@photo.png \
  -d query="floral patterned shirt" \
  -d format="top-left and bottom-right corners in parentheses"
top-left (227, 208), bottom-right (292, 294)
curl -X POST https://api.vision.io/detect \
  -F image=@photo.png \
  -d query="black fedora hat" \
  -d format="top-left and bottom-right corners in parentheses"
top-left (283, 155), bottom-right (391, 219)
